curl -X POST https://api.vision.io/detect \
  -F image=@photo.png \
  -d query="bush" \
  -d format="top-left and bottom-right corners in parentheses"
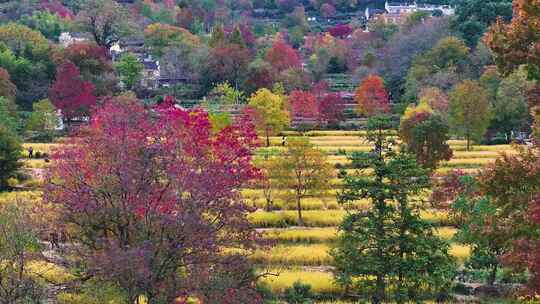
top-left (284, 281), bottom-right (314, 304)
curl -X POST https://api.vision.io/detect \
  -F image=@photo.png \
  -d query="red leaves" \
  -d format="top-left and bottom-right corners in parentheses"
top-left (319, 93), bottom-right (345, 126)
top-left (49, 62), bottom-right (96, 121)
top-left (355, 75), bottom-right (390, 116)
top-left (289, 90), bottom-right (319, 120)
top-left (328, 24), bottom-right (352, 38)
top-left (265, 39), bottom-right (302, 73)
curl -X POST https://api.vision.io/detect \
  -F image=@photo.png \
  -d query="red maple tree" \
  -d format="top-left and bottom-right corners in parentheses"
top-left (265, 39), bottom-right (302, 73)
top-left (44, 96), bottom-right (264, 303)
top-left (319, 93), bottom-right (345, 126)
top-left (49, 62), bottom-right (96, 122)
top-left (289, 90), bottom-right (319, 121)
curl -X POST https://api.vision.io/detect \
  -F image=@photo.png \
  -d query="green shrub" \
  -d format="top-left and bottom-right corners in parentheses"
top-left (284, 281), bottom-right (314, 304)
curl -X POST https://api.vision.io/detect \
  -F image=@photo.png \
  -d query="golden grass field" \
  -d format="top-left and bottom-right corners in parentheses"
top-left (8, 134), bottom-right (515, 301)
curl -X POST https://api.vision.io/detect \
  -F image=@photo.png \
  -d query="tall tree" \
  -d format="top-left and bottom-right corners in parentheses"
top-left (332, 116), bottom-right (455, 303)
top-left (270, 137), bottom-right (333, 226)
top-left (354, 75), bottom-right (390, 116)
top-left (44, 97), bottom-right (264, 303)
top-left (246, 88), bottom-right (290, 147)
top-left (76, 0), bottom-right (133, 49)
top-left (49, 62), bottom-right (96, 122)
top-left (448, 80), bottom-right (492, 150)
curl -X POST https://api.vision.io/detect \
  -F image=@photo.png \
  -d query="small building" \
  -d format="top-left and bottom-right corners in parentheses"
top-left (384, 1), bottom-right (455, 17)
top-left (59, 32), bottom-right (91, 47)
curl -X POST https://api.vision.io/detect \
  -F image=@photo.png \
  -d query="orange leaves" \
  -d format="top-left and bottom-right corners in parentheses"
top-left (354, 75), bottom-right (390, 116)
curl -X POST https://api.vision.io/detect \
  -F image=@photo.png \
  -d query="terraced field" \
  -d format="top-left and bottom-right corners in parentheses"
top-left (247, 131), bottom-right (515, 300)
top-left (10, 135), bottom-right (515, 303)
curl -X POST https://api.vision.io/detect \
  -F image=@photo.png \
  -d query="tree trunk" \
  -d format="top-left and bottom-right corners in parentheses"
top-left (296, 195), bottom-right (304, 226)
top-left (374, 275), bottom-right (385, 304)
top-left (266, 128), bottom-right (270, 147)
top-left (488, 263), bottom-right (498, 286)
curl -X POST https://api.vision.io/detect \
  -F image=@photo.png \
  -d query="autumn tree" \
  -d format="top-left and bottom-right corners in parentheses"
top-left (355, 75), bottom-right (390, 116)
top-left (44, 97), bottom-right (264, 303)
top-left (448, 80), bottom-right (492, 150)
top-left (332, 116), bottom-right (455, 303)
top-left (49, 62), bottom-right (96, 122)
top-left (478, 147), bottom-right (540, 293)
top-left (76, 0), bottom-right (133, 49)
top-left (485, 0), bottom-right (540, 142)
top-left (485, 0), bottom-right (539, 80)
top-left (115, 52), bottom-right (143, 90)
top-left (419, 87), bottom-right (449, 114)
top-left (203, 43), bottom-right (251, 92)
top-left (265, 39), bottom-right (302, 74)
top-left (289, 90), bottom-right (319, 129)
top-left (400, 103), bottom-right (452, 171)
top-left (270, 137), bottom-right (333, 225)
top-left (319, 93), bottom-right (345, 127)
top-left (246, 88), bottom-right (290, 147)
top-left (57, 41), bottom-right (116, 96)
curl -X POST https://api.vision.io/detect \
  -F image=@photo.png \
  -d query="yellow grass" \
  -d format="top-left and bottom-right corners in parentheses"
top-left (21, 143), bottom-right (62, 155)
top-left (27, 261), bottom-right (75, 285)
top-left (21, 159), bottom-right (49, 169)
top-left (0, 191), bottom-right (42, 205)
top-left (449, 244), bottom-right (472, 263)
top-left (249, 209), bottom-right (451, 228)
top-left (260, 269), bottom-right (342, 295)
top-left (254, 242), bottom-right (469, 266)
top-left (263, 227), bottom-right (338, 243)
top-left (252, 244), bottom-right (331, 266)
top-left (263, 227), bottom-right (457, 243)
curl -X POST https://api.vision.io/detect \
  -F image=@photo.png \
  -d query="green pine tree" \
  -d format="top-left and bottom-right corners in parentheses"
top-left (331, 116), bottom-right (456, 303)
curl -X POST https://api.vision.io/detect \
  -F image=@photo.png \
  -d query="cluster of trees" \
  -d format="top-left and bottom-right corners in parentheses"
top-left (0, 0), bottom-right (539, 302)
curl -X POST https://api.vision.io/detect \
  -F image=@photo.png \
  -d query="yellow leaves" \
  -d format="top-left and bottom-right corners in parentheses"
top-left (402, 100), bottom-right (433, 121)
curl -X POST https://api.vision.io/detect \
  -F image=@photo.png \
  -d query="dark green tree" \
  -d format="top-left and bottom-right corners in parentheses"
top-left (453, 0), bottom-right (512, 47)
top-left (0, 124), bottom-right (21, 190)
top-left (332, 116), bottom-right (456, 303)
